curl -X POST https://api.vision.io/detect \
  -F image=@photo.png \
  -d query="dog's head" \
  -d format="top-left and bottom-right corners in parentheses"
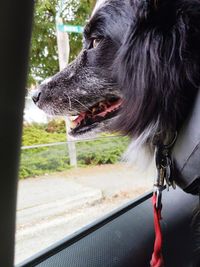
top-left (33, 0), bottom-right (130, 136)
top-left (33, 0), bottom-right (200, 145)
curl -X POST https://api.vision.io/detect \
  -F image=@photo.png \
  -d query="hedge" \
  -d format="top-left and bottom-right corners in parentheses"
top-left (19, 122), bottom-right (129, 179)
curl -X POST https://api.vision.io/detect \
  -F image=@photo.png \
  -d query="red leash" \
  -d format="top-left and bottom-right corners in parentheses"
top-left (150, 192), bottom-right (164, 267)
top-left (150, 135), bottom-right (177, 267)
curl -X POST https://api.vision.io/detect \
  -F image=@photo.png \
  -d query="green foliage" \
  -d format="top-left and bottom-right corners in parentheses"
top-left (44, 119), bottom-right (66, 133)
top-left (77, 138), bottom-right (128, 165)
top-left (28, 0), bottom-right (95, 85)
top-left (20, 145), bottom-right (71, 178)
top-left (20, 123), bottom-right (130, 179)
top-left (29, 0), bottom-right (59, 85)
top-left (63, 0), bottom-right (96, 62)
top-left (22, 122), bottom-right (66, 146)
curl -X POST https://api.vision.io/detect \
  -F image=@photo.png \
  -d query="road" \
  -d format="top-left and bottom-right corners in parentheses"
top-left (15, 163), bottom-right (154, 265)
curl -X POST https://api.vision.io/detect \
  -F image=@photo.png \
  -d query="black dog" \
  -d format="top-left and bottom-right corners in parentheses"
top-left (33, 0), bottom-right (199, 148)
top-left (33, 0), bottom-right (200, 264)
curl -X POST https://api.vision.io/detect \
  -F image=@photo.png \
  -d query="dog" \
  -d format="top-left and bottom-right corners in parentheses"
top-left (33, 0), bottom-right (200, 265)
top-left (32, 0), bottom-right (199, 146)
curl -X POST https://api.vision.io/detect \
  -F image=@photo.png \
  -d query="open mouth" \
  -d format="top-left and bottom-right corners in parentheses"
top-left (69, 96), bottom-right (123, 135)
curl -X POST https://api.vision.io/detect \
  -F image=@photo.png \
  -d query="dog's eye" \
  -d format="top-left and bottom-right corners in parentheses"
top-left (90, 38), bottom-right (101, 49)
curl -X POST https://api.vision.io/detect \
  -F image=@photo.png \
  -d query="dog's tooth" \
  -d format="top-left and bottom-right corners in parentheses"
top-left (70, 116), bottom-right (78, 121)
top-left (69, 120), bottom-right (77, 129)
top-left (92, 107), bottom-right (97, 114)
top-left (66, 117), bottom-right (77, 129)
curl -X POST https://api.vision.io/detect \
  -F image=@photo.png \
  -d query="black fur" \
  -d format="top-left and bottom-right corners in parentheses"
top-left (114, 0), bottom-right (200, 144)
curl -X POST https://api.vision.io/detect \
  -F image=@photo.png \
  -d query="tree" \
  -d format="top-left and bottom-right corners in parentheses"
top-left (28, 0), bottom-right (95, 86)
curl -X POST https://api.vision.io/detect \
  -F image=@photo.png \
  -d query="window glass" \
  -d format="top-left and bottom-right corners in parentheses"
top-left (15, 1), bottom-right (154, 264)
top-left (15, 115), bottom-right (154, 264)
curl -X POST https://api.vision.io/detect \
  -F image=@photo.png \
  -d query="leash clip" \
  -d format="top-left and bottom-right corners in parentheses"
top-left (154, 133), bottom-right (177, 191)
top-left (153, 136), bottom-right (176, 209)
top-left (154, 186), bottom-right (162, 210)
top-left (153, 145), bottom-right (166, 209)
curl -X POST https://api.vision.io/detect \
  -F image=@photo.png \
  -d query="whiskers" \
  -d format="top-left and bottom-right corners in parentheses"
top-left (72, 97), bottom-right (92, 112)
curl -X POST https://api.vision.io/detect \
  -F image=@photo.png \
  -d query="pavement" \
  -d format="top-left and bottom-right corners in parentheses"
top-left (15, 163), bottom-right (155, 265)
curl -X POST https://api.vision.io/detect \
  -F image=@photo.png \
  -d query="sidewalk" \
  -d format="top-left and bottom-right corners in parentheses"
top-left (15, 163), bottom-right (154, 264)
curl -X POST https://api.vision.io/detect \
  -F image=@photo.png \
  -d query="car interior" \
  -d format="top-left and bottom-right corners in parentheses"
top-left (1, 1), bottom-right (199, 267)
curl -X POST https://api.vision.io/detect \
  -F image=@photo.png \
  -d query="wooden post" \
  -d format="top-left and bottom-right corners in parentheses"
top-left (56, 17), bottom-right (77, 167)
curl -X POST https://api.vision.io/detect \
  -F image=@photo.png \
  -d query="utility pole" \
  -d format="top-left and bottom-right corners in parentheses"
top-left (56, 17), bottom-right (77, 167)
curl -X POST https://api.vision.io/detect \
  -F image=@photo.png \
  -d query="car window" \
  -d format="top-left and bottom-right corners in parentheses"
top-left (15, 1), bottom-right (154, 264)
top-left (15, 115), bottom-right (154, 264)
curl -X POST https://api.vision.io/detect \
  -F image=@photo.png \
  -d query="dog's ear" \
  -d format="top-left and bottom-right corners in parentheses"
top-left (113, 1), bottom-right (200, 142)
top-left (129, 0), bottom-right (176, 27)
top-left (113, 0), bottom-right (177, 140)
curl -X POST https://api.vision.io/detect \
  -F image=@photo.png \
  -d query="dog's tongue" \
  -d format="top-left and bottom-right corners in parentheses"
top-left (73, 112), bottom-right (86, 124)
top-left (96, 99), bottom-right (122, 117)
top-left (69, 99), bottom-right (123, 129)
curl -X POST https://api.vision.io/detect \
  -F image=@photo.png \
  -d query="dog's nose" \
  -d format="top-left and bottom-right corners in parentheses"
top-left (32, 90), bottom-right (41, 104)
